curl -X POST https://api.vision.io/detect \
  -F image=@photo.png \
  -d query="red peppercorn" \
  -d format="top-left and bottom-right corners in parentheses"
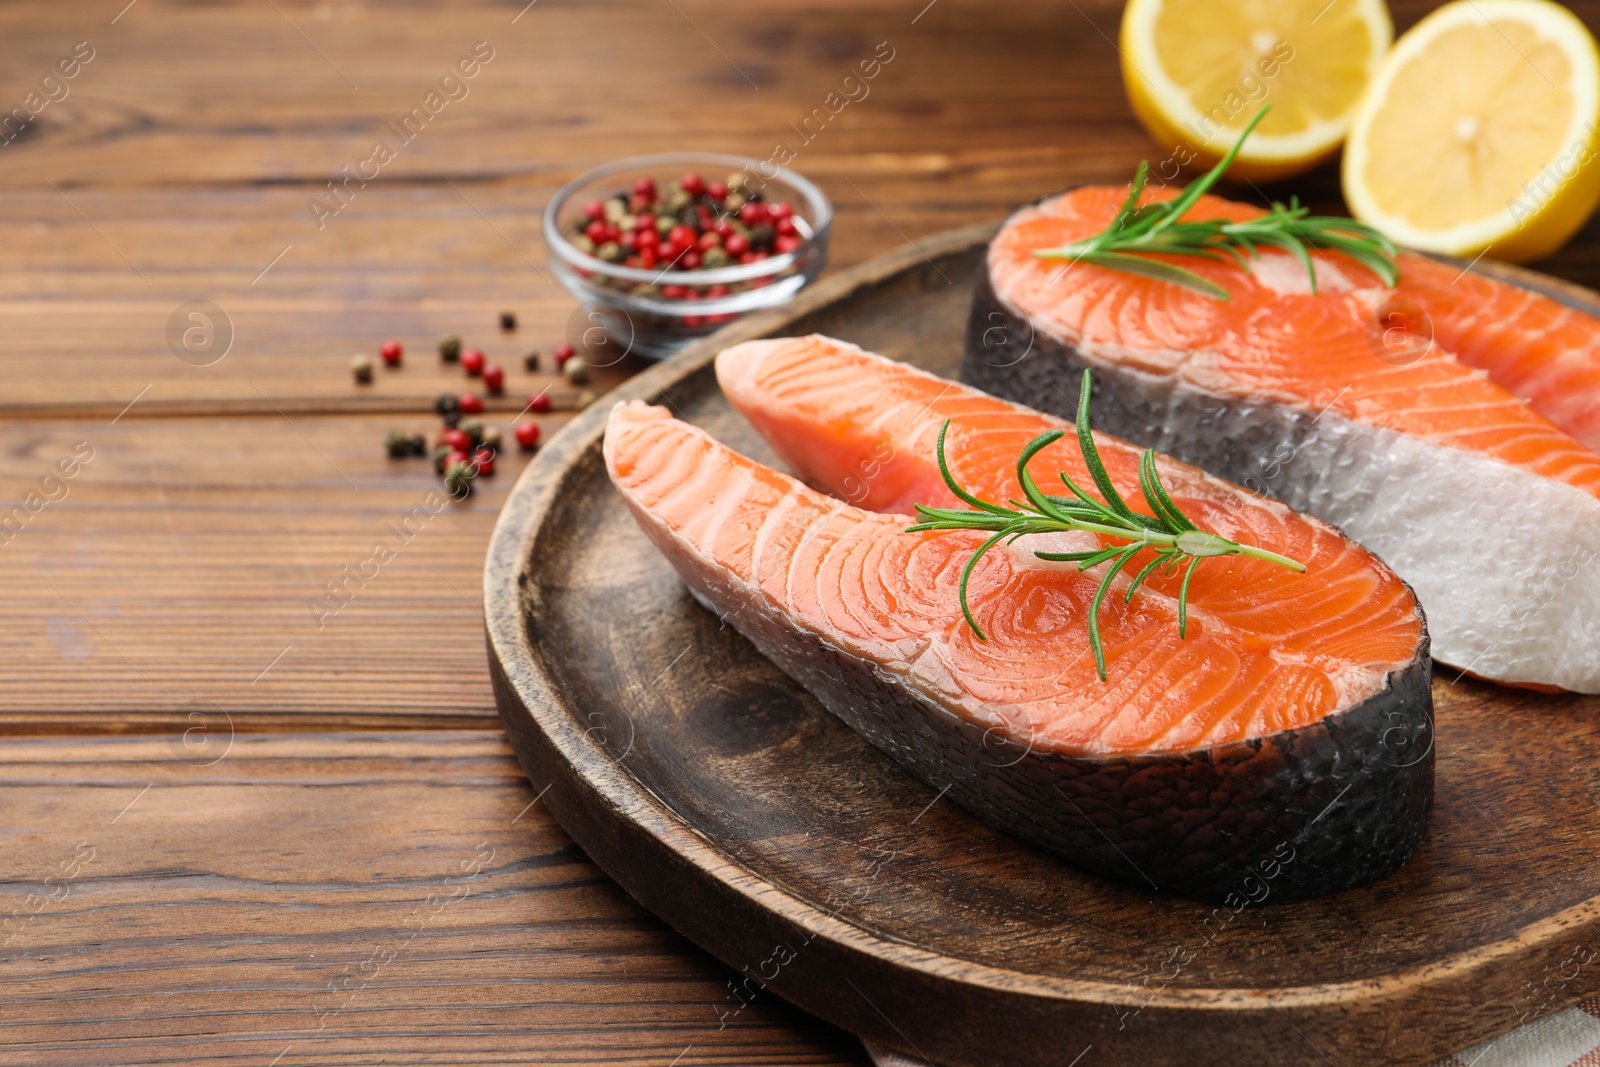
top-left (738, 251), bottom-right (758, 265)
top-left (471, 448), bottom-right (496, 476)
top-left (739, 203), bottom-right (767, 226)
top-left (585, 219), bottom-right (609, 243)
top-left (633, 176), bottom-right (657, 202)
top-left (708, 284), bottom-right (731, 298)
top-left (461, 348), bottom-right (485, 375)
top-left (445, 448), bottom-right (471, 469)
top-left (483, 364), bottom-right (505, 394)
top-left (443, 428), bottom-right (472, 452)
top-left (458, 393), bottom-right (484, 415)
top-left (635, 228), bottom-right (659, 249)
top-left (638, 249), bottom-right (658, 269)
top-left (660, 284), bottom-right (688, 299)
top-left (553, 343), bottom-right (575, 366)
top-left (774, 216), bottom-right (797, 237)
top-left (668, 224), bottom-right (696, 247)
top-left (681, 172), bottom-right (706, 196)
top-left (775, 234), bottom-right (801, 254)
top-left (582, 199), bottom-right (605, 220)
top-left (528, 392), bottom-right (552, 413)
top-left (679, 250), bottom-right (702, 270)
top-left (696, 231), bottom-right (721, 251)
top-left (684, 315), bottom-right (703, 327)
top-left (713, 219), bottom-right (735, 237)
top-left (379, 339), bottom-right (403, 365)
top-left (515, 421), bottom-right (542, 448)
top-left (723, 234), bottom-right (749, 257)
top-left (768, 201), bottom-right (794, 220)
top-left (708, 181), bottom-right (729, 200)
top-left (634, 214), bottom-right (657, 232)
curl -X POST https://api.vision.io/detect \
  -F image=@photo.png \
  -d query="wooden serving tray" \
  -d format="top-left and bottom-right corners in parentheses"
top-left (486, 223), bottom-right (1600, 1067)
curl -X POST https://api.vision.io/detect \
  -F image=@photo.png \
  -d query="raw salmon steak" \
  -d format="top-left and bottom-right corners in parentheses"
top-left (966, 185), bottom-right (1600, 692)
top-left (608, 346), bottom-right (1431, 901)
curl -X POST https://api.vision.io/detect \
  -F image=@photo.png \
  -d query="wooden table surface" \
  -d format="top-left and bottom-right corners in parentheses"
top-left (5, 1), bottom-right (1600, 1064)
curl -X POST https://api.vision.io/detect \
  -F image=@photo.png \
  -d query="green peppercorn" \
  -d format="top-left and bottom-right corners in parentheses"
top-left (480, 424), bottom-right (503, 450)
top-left (603, 198), bottom-right (627, 223)
top-left (444, 460), bottom-right (476, 499)
top-left (562, 356), bottom-right (591, 385)
top-left (409, 433), bottom-right (427, 456)
top-left (723, 193), bottom-right (747, 214)
top-left (385, 429), bottom-right (410, 458)
top-left (524, 351), bottom-right (541, 372)
top-left (596, 241), bottom-right (623, 262)
top-left (577, 389), bottom-right (599, 410)
top-left (458, 417), bottom-right (485, 446)
top-left (432, 445), bottom-right (453, 475)
top-left (701, 248), bottom-right (731, 268)
top-left (666, 190), bottom-right (691, 213)
top-left (351, 354), bottom-right (375, 384)
top-left (439, 334), bottom-right (462, 362)
top-left (573, 235), bottom-right (596, 254)
top-left (655, 215), bottom-right (676, 235)
top-left (727, 171), bottom-right (748, 191)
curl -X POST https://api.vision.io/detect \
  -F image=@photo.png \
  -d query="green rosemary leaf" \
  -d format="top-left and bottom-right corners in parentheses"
top-left (907, 369), bottom-right (1307, 681)
top-left (1087, 545), bottom-right (1141, 680)
top-left (1177, 555), bottom-right (1202, 638)
top-left (1068, 251), bottom-right (1233, 301)
top-left (1029, 104), bottom-right (1398, 300)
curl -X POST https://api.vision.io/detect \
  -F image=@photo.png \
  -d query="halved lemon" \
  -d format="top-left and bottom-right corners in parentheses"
top-left (1121, 0), bottom-right (1393, 183)
top-left (1343, 0), bottom-right (1600, 263)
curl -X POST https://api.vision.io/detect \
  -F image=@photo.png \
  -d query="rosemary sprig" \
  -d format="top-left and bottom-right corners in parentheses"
top-left (906, 370), bottom-right (1307, 681)
top-left (1033, 106), bottom-right (1399, 299)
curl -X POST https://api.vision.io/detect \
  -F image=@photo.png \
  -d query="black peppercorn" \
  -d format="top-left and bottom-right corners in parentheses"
top-left (408, 433), bottom-right (427, 456)
top-left (439, 334), bottom-right (462, 362)
top-left (500, 312), bottom-right (517, 331)
top-left (385, 429), bottom-right (410, 458)
top-left (524, 351), bottom-right (540, 372)
top-left (432, 445), bottom-right (453, 474)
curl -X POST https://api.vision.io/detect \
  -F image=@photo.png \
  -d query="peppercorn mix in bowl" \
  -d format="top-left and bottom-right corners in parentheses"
top-left (544, 152), bottom-right (832, 360)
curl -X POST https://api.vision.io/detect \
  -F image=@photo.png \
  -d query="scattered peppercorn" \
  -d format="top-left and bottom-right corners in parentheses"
top-left (444, 460), bottom-right (475, 499)
top-left (500, 312), bottom-right (517, 331)
top-left (553, 343), bottom-right (575, 367)
top-left (471, 447), bottom-right (496, 476)
top-left (480, 425), bottom-right (503, 450)
top-left (528, 392), bottom-right (552, 414)
top-left (434, 393), bottom-right (461, 417)
top-left (524, 351), bottom-right (541, 372)
top-left (483, 364), bottom-right (505, 394)
top-left (380, 340), bottom-right (403, 366)
top-left (515, 421), bottom-right (542, 450)
top-left (385, 429), bottom-right (411, 458)
top-left (458, 417), bottom-right (485, 447)
top-left (432, 445), bottom-right (454, 474)
top-left (461, 348), bottom-right (486, 376)
top-left (351, 354), bottom-right (375, 384)
top-left (459, 393), bottom-right (485, 416)
top-left (439, 334), bottom-right (462, 362)
top-left (442, 427), bottom-right (472, 453)
top-left (408, 432), bottom-right (427, 456)
top-left (563, 356), bottom-right (591, 385)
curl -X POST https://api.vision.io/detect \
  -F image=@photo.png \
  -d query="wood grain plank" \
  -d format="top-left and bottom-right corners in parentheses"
top-left (0, 731), bottom-right (867, 1066)
top-left (0, 412), bottom-right (573, 726)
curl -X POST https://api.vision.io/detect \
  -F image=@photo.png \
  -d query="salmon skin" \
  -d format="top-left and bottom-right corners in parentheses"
top-left (608, 342), bottom-right (1432, 901)
top-left (965, 186), bottom-right (1600, 693)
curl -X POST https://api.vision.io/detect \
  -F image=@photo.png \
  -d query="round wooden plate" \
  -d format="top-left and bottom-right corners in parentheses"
top-left (486, 223), bottom-right (1600, 1067)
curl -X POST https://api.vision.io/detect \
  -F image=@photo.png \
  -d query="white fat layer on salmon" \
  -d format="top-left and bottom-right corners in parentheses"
top-left (986, 282), bottom-right (1600, 692)
top-left (606, 401), bottom-right (1403, 756)
top-left (1247, 252), bottom-right (1357, 296)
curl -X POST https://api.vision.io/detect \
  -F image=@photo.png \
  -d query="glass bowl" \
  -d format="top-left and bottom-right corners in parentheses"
top-left (543, 152), bottom-right (832, 361)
